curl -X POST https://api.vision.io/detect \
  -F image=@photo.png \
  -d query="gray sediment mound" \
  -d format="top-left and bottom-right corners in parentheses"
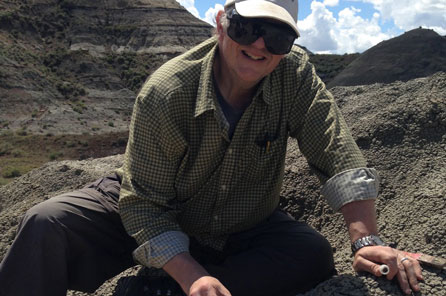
top-left (327, 28), bottom-right (446, 88)
top-left (1, 72), bottom-right (445, 295)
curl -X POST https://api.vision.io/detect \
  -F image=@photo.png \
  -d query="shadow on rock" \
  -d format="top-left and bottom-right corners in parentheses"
top-left (301, 274), bottom-right (370, 295)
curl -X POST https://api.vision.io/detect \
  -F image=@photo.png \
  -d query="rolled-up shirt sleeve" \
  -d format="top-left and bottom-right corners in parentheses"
top-left (133, 231), bottom-right (190, 268)
top-left (288, 51), bottom-right (378, 209)
top-left (321, 167), bottom-right (380, 211)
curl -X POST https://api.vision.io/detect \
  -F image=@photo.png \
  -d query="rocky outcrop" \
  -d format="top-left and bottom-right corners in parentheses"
top-left (1, 72), bottom-right (445, 295)
top-left (30, 0), bottom-right (212, 56)
top-left (327, 28), bottom-right (446, 88)
top-left (0, 0), bottom-right (212, 135)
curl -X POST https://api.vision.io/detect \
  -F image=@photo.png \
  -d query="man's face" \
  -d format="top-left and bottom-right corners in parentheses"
top-left (216, 12), bottom-right (286, 86)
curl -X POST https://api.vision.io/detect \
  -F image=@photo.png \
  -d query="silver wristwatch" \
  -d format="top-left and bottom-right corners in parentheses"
top-left (351, 235), bottom-right (386, 254)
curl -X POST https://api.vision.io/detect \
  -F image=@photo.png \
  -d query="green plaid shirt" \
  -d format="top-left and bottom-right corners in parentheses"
top-left (118, 37), bottom-right (379, 268)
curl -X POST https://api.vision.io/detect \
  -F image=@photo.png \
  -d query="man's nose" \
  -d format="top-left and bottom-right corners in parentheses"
top-left (251, 36), bottom-right (267, 49)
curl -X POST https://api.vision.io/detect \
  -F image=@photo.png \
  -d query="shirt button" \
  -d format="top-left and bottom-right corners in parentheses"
top-left (214, 215), bottom-right (219, 220)
top-left (221, 185), bottom-right (227, 190)
top-left (228, 149), bottom-right (233, 154)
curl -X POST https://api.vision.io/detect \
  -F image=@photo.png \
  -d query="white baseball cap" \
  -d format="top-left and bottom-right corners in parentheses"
top-left (224, 0), bottom-right (300, 37)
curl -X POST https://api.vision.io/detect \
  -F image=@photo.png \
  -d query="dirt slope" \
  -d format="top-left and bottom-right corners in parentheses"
top-left (0, 0), bottom-right (212, 135)
top-left (0, 72), bottom-right (445, 295)
top-left (328, 28), bottom-right (446, 88)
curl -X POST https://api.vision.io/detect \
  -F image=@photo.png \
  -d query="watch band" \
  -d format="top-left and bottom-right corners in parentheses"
top-left (351, 235), bottom-right (386, 254)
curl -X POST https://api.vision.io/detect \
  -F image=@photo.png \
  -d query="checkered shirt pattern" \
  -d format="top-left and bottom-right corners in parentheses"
top-left (118, 37), bottom-right (379, 268)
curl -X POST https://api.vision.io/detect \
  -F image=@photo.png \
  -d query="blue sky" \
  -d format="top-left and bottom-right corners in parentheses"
top-left (176, 0), bottom-right (446, 54)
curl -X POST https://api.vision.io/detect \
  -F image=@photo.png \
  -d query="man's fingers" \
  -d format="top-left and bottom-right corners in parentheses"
top-left (354, 246), bottom-right (399, 278)
top-left (396, 262), bottom-right (412, 295)
top-left (217, 286), bottom-right (232, 296)
top-left (353, 255), bottom-right (383, 277)
top-left (393, 255), bottom-right (422, 295)
top-left (401, 258), bottom-right (422, 292)
top-left (190, 287), bottom-right (231, 296)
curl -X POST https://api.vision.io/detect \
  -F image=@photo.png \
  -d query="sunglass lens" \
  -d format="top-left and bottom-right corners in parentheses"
top-left (263, 25), bottom-right (296, 54)
top-left (265, 35), bottom-right (294, 55)
top-left (228, 19), bottom-right (259, 45)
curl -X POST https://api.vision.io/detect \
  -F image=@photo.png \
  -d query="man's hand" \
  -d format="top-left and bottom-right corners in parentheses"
top-left (163, 252), bottom-right (232, 296)
top-left (340, 200), bottom-right (423, 295)
top-left (353, 245), bottom-right (423, 295)
top-left (189, 276), bottom-right (231, 296)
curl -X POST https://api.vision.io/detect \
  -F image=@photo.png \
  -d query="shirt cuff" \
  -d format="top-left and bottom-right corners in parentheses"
top-left (132, 230), bottom-right (190, 268)
top-left (320, 168), bottom-right (380, 211)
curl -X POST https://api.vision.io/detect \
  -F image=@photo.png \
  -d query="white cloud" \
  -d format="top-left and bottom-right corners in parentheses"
top-left (203, 4), bottom-right (225, 26)
top-left (176, 1), bottom-right (224, 26)
top-left (176, 0), bottom-right (200, 18)
top-left (298, 2), bottom-right (338, 52)
top-left (323, 0), bottom-right (339, 6)
top-left (336, 7), bottom-right (390, 53)
top-left (298, 1), bottom-right (392, 54)
top-left (360, 0), bottom-right (446, 35)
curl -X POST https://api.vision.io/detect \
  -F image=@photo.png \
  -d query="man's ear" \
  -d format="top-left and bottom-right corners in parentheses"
top-left (216, 10), bottom-right (225, 36)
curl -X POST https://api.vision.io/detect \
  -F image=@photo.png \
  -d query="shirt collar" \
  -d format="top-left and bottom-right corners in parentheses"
top-left (194, 39), bottom-right (276, 118)
top-left (195, 39), bottom-right (219, 118)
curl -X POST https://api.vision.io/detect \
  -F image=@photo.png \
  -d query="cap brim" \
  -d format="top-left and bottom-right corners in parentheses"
top-left (235, 1), bottom-right (300, 37)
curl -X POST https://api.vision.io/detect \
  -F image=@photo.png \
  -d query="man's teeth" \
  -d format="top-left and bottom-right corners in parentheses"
top-left (244, 51), bottom-right (265, 60)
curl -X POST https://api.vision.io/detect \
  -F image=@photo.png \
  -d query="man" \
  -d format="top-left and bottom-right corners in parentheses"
top-left (0, 0), bottom-right (423, 295)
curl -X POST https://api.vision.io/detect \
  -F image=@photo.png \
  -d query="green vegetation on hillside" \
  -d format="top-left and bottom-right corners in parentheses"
top-left (309, 53), bottom-right (360, 85)
top-left (104, 51), bottom-right (159, 92)
top-left (0, 131), bottom-right (129, 186)
top-left (0, 1), bottom-right (166, 98)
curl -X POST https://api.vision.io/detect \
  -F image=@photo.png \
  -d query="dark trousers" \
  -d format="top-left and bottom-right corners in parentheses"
top-left (0, 175), bottom-right (335, 296)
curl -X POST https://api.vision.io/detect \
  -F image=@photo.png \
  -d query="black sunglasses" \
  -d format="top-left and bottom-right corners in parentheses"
top-left (226, 8), bottom-right (297, 55)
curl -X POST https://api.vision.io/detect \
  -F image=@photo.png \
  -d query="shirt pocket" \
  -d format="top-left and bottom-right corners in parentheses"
top-left (241, 136), bottom-right (285, 182)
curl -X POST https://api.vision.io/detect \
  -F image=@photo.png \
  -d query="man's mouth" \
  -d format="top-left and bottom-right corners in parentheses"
top-left (242, 50), bottom-right (265, 61)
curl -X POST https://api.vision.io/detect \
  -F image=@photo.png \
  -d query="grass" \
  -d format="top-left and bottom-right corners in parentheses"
top-left (2, 166), bottom-right (21, 178)
top-left (103, 52), bottom-right (162, 92)
top-left (309, 53), bottom-right (360, 84)
top-left (0, 131), bottom-right (129, 186)
top-left (69, 100), bottom-right (87, 113)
